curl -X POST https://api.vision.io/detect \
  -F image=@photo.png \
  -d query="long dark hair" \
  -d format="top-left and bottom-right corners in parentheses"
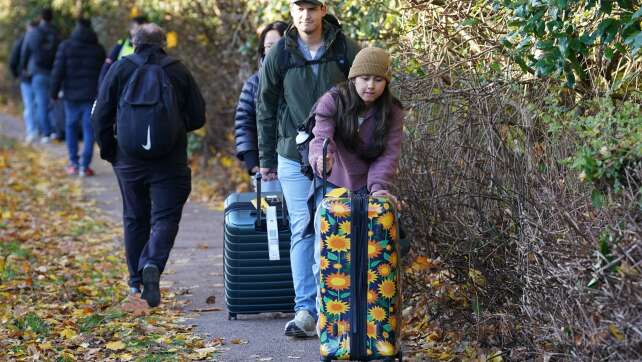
top-left (326, 80), bottom-right (402, 161)
top-left (258, 21), bottom-right (288, 62)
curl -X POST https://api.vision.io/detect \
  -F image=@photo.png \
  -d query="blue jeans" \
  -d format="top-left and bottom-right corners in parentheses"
top-left (64, 100), bottom-right (94, 169)
top-left (32, 73), bottom-right (52, 137)
top-left (277, 155), bottom-right (316, 318)
top-left (20, 81), bottom-right (38, 139)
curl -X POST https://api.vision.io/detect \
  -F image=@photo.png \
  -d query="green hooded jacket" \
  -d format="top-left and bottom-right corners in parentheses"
top-left (256, 20), bottom-right (360, 169)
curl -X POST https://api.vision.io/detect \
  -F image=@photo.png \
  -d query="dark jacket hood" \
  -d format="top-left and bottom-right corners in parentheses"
top-left (71, 25), bottom-right (98, 44)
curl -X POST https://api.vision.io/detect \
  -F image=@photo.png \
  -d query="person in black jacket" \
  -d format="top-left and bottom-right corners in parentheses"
top-left (92, 23), bottom-right (206, 307)
top-left (19, 8), bottom-right (60, 144)
top-left (234, 21), bottom-right (287, 191)
top-left (9, 20), bottom-right (39, 143)
top-left (50, 18), bottom-right (106, 177)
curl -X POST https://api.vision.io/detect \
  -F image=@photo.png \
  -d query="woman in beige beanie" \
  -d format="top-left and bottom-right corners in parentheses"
top-left (308, 46), bottom-right (405, 358)
top-left (309, 46), bottom-right (403, 203)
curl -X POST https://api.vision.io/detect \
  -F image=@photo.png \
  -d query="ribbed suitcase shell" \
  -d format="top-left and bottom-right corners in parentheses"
top-left (318, 195), bottom-right (402, 361)
top-left (224, 192), bottom-right (295, 319)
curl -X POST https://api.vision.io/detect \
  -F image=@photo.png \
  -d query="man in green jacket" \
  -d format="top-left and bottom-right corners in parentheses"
top-left (256, 0), bottom-right (360, 338)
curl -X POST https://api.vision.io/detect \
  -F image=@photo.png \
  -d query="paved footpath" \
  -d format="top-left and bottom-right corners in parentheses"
top-left (0, 113), bottom-right (319, 361)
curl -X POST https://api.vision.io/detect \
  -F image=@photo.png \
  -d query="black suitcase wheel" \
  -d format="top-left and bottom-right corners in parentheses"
top-left (228, 313), bottom-right (237, 320)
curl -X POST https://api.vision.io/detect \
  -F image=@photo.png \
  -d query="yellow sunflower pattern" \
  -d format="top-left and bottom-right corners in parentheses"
top-left (318, 196), bottom-right (402, 360)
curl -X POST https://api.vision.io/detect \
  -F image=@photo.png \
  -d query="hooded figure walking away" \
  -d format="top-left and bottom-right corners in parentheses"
top-left (19, 7), bottom-right (60, 143)
top-left (50, 18), bottom-right (106, 177)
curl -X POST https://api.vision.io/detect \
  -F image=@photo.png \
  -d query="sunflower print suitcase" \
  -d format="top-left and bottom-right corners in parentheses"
top-left (318, 192), bottom-right (403, 362)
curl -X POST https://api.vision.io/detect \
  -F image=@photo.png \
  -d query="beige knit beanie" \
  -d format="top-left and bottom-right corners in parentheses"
top-left (348, 47), bottom-right (392, 82)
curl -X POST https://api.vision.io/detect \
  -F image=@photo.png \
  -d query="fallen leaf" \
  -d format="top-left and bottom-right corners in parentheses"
top-left (195, 346), bottom-right (218, 354)
top-left (59, 327), bottom-right (77, 340)
top-left (468, 268), bottom-right (486, 288)
top-left (191, 307), bottom-right (223, 312)
top-left (106, 341), bottom-right (126, 351)
top-left (119, 353), bottom-right (134, 361)
top-left (121, 295), bottom-right (150, 317)
top-left (609, 324), bottom-right (625, 341)
top-left (488, 350), bottom-right (503, 362)
top-left (175, 287), bottom-right (191, 295)
top-left (206, 295), bottom-right (216, 304)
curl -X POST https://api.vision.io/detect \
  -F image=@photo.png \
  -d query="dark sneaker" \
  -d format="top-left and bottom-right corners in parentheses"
top-left (65, 166), bottom-right (78, 176)
top-left (141, 264), bottom-right (161, 307)
top-left (284, 310), bottom-right (317, 338)
top-left (79, 167), bottom-right (95, 177)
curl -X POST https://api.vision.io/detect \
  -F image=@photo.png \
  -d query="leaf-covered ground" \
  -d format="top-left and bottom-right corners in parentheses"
top-left (402, 257), bottom-right (504, 361)
top-left (0, 139), bottom-right (219, 361)
top-left (0, 135), bottom-right (501, 361)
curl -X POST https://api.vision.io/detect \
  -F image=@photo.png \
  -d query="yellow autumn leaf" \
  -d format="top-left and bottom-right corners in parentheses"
top-left (488, 350), bottom-right (503, 362)
top-left (130, 7), bottom-right (139, 18)
top-left (59, 327), bottom-right (77, 340)
top-left (119, 354), bottom-right (133, 361)
top-left (609, 324), bottom-right (625, 341)
top-left (106, 341), bottom-right (126, 351)
top-left (468, 268), bottom-right (487, 287)
top-left (40, 341), bottom-right (52, 350)
top-left (167, 31), bottom-right (178, 49)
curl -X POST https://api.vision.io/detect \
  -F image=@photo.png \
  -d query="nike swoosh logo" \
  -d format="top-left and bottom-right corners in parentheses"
top-left (142, 126), bottom-right (151, 151)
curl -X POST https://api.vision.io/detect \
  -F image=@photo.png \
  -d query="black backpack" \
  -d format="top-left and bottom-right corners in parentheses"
top-left (35, 26), bottom-right (59, 70)
top-left (296, 89), bottom-right (339, 180)
top-left (276, 15), bottom-right (350, 78)
top-left (116, 54), bottom-right (184, 159)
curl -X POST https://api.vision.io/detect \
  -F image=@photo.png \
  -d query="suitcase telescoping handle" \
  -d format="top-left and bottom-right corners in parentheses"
top-left (255, 172), bottom-right (263, 229)
top-left (255, 172), bottom-right (287, 229)
top-left (322, 138), bottom-right (330, 197)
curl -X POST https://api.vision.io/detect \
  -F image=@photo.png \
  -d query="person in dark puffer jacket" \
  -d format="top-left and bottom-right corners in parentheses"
top-left (19, 8), bottom-right (60, 143)
top-left (234, 21), bottom-right (287, 191)
top-left (10, 20), bottom-right (39, 143)
top-left (50, 18), bottom-right (106, 177)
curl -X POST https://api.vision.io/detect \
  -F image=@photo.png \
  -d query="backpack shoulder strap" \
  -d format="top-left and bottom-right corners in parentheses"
top-left (333, 31), bottom-right (349, 78)
top-left (124, 53), bottom-right (146, 66)
top-left (160, 56), bottom-right (179, 68)
top-left (275, 37), bottom-right (291, 78)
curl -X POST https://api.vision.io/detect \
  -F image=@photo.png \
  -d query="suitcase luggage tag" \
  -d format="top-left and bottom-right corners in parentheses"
top-left (265, 206), bottom-right (280, 261)
top-left (252, 174), bottom-right (283, 261)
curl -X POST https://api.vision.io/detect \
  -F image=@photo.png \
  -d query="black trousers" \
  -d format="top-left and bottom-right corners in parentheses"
top-left (113, 161), bottom-right (191, 288)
